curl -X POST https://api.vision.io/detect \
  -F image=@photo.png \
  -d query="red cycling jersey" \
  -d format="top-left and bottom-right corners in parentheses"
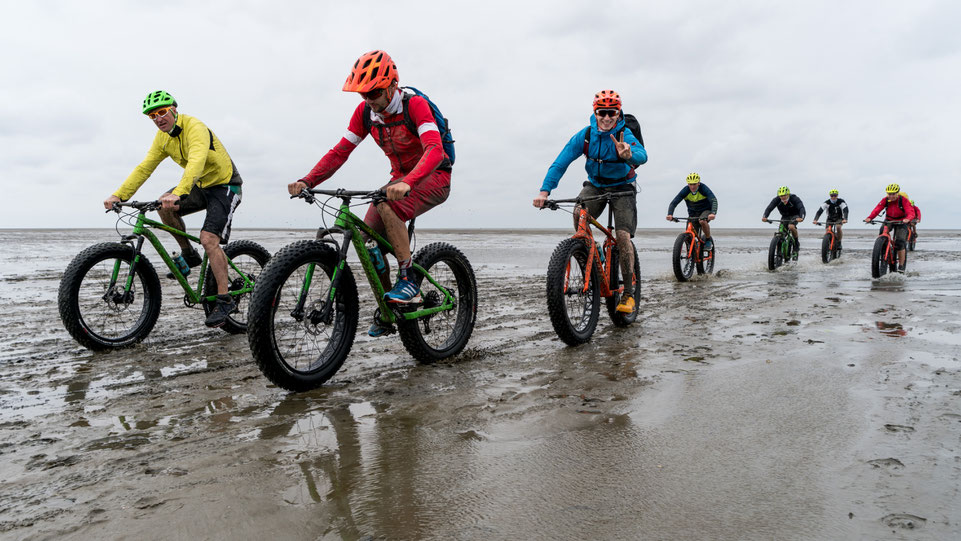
top-left (867, 194), bottom-right (916, 222)
top-left (301, 93), bottom-right (447, 188)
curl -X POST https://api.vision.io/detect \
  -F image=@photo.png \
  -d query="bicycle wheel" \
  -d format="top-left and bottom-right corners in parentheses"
top-left (871, 237), bottom-right (889, 278)
top-left (546, 238), bottom-right (601, 346)
top-left (908, 229), bottom-right (916, 251)
top-left (397, 242), bottom-right (478, 363)
top-left (247, 240), bottom-right (358, 392)
top-left (821, 233), bottom-right (833, 264)
top-left (697, 239), bottom-right (715, 275)
top-left (58, 242), bottom-right (162, 351)
top-left (672, 232), bottom-right (696, 281)
top-left (202, 240), bottom-right (271, 334)
top-left (607, 243), bottom-right (641, 327)
top-left (767, 235), bottom-right (783, 271)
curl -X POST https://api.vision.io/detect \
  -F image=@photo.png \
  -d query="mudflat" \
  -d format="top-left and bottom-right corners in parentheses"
top-left (1, 228), bottom-right (959, 540)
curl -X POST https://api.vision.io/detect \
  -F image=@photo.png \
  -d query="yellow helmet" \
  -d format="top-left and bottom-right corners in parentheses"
top-left (777, 186), bottom-right (790, 196)
top-left (828, 189), bottom-right (839, 196)
top-left (686, 173), bottom-right (700, 184)
top-left (885, 183), bottom-right (900, 194)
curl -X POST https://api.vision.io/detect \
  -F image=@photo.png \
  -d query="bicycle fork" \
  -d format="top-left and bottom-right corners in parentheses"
top-left (105, 235), bottom-right (146, 305)
top-left (291, 231), bottom-right (355, 326)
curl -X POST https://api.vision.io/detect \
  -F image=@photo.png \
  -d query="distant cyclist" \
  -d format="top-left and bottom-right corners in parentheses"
top-left (909, 199), bottom-right (921, 243)
top-left (532, 89), bottom-right (648, 314)
top-left (811, 189), bottom-right (849, 249)
top-left (286, 50), bottom-right (452, 336)
top-left (762, 186), bottom-right (805, 258)
top-left (103, 90), bottom-right (244, 328)
top-left (665, 172), bottom-right (717, 251)
top-left (864, 183), bottom-right (915, 272)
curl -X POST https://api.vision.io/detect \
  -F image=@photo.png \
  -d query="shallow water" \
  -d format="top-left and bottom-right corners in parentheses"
top-left (0, 227), bottom-right (959, 540)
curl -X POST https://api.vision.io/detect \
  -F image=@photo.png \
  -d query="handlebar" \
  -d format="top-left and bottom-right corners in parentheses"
top-left (764, 218), bottom-right (801, 223)
top-left (108, 200), bottom-right (162, 213)
top-left (291, 188), bottom-right (388, 205)
top-left (813, 221), bottom-right (843, 225)
top-left (540, 192), bottom-right (632, 211)
top-left (671, 216), bottom-right (713, 223)
top-left (866, 219), bottom-right (903, 225)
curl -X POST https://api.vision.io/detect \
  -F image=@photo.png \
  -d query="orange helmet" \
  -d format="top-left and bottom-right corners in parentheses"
top-left (593, 89), bottom-right (621, 110)
top-left (343, 50), bottom-right (398, 93)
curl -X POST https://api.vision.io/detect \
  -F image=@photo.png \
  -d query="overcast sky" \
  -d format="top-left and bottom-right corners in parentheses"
top-left (2, 0), bottom-right (959, 231)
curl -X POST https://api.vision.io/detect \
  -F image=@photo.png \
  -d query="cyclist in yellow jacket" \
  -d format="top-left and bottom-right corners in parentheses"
top-left (103, 91), bottom-right (243, 328)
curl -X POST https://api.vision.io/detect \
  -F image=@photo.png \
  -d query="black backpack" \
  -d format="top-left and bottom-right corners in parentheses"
top-left (361, 88), bottom-right (454, 171)
top-left (582, 112), bottom-right (645, 161)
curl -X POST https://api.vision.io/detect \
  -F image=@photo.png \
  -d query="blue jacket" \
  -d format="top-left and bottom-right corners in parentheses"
top-left (540, 114), bottom-right (648, 193)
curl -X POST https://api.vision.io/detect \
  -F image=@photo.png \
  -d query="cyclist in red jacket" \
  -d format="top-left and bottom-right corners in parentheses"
top-left (287, 50), bottom-right (451, 336)
top-left (864, 183), bottom-right (915, 272)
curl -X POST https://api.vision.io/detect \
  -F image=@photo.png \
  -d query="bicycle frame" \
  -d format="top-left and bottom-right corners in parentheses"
top-left (568, 204), bottom-right (620, 298)
top-left (296, 192), bottom-right (456, 326)
top-left (112, 205), bottom-right (256, 304)
top-left (771, 221), bottom-right (795, 259)
top-left (822, 222), bottom-right (839, 251)
top-left (875, 222), bottom-right (897, 265)
top-left (678, 218), bottom-right (711, 263)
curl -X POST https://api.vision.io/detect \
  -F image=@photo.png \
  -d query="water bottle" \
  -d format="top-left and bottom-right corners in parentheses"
top-left (596, 242), bottom-right (606, 265)
top-left (171, 252), bottom-right (190, 276)
top-left (366, 241), bottom-right (390, 287)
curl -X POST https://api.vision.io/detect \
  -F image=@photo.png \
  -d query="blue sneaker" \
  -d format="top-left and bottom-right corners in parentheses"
top-left (384, 276), bottom-right (422, 304)
top-left (703, 238), bottom-right (714, 252)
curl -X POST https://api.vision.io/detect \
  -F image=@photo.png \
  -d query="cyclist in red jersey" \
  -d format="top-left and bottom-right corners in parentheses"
top-left (864, 183), bottom-right (915, 272)
top-left (287, 50), bottom-right (451, 336)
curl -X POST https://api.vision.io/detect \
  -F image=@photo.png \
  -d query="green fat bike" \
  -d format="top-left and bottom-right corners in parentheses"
top-left (767, 219), bottom-right (799, 271)
top-left (246, 188), bottom-right (478, 392)
top-left (58, 201), bottom-right (270, 351)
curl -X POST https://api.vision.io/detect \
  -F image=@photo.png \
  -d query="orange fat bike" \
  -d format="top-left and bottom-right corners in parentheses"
top-left (670, 216), bottom-right (715, 282)
top-left (541, 193), bottom-right (641, 346)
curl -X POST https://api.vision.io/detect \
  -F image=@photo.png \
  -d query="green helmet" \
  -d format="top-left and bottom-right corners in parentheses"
top-left (685, 172), bottom-right (701, 184)
top-left (142, 90), bottom-right (177, 114)
top-left (828, 189), bottom-right (839, 196)
top-left (777, 186), bottom-right (790, 196)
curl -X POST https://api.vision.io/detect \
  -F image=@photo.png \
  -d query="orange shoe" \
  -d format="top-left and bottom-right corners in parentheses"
top-left (616, 295), bottom-right (635, 313)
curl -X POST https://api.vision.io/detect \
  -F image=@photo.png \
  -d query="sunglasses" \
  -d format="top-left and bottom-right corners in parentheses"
top-left (360, 88), bottom-right (386, 101)
top-left (147, 107), bottom-right (172, 120)
top-left (595, 109), bottom-right (619, 118)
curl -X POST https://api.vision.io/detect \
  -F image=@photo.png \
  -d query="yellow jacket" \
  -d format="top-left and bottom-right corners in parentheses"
top-left (114, 113), bottom-right (234, 200)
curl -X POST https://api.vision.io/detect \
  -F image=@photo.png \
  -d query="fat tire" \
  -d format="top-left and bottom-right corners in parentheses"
top-left (871, 236), bottom-right (889, 278)
top-left (247, 240), bottom-right (358, 392)
top-left (821, 233), bottom-right (833, 264)
top-left (546, 238), bottom-right (600, 346)
top-left (202, 240), bottom-right (270, 334)
top-left (607, 243), bottom-right (641, 327)
top-left (696, 239), bottom-right (715, 275)
top-left (768, 235), bottom-right (783, 271)
top-left (58, 242), bottom-right (162, 351)
top-left (672, 233), bottom-right (695, 282)
top-left (396, 242), bottom-right (478, 364)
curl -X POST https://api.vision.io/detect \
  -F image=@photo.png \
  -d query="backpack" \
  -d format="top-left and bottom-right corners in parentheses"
top-left (362, 86), bottom-right (456, 167)
top-left (582, 112), bottom-right (645, 160)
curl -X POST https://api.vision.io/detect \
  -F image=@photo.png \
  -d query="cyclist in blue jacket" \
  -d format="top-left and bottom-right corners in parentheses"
top-left (533, 89), bottom-right (647, 313)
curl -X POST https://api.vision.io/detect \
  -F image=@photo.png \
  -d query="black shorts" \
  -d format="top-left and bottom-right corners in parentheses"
top-left (168, 166), bottom-right (242, 244)
top-left (575, 182), bottom-right (637, 237)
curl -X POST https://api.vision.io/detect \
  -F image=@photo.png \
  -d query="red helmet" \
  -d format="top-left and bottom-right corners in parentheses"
top-left (593, 89), bottom-right (621, 110)
top-left (343, 50), bottom-right (398, 93)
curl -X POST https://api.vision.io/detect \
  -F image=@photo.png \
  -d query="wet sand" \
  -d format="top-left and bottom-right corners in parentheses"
top-left (1, 228), bottom-right (959, 540)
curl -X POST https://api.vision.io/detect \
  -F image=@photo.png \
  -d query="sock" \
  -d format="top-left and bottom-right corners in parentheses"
top-left (397, 258), bottom-right (412, 279)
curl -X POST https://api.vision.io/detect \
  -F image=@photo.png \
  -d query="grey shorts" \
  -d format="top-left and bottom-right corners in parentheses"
top-left (168, 164), bottom-right (243, 244)
top-left (574, 182), bottom-right (637, 236)
top-left (690, 210), bottom-right (712, 221)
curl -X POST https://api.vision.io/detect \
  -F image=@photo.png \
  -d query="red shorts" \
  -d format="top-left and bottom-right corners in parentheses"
top-left (363, 170), bottom-right (451, 233)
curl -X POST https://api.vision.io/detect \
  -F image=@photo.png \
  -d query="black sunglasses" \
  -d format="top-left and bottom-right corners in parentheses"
top-left (595, 109), bottom-right (619, 118)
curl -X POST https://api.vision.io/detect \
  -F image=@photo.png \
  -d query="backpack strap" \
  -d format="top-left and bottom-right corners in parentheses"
top-left (364, 95), bottom-right (452, 173)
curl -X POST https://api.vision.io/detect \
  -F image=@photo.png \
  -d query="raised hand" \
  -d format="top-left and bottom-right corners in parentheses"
top-left (610, 132), bottom-right (632, 160)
